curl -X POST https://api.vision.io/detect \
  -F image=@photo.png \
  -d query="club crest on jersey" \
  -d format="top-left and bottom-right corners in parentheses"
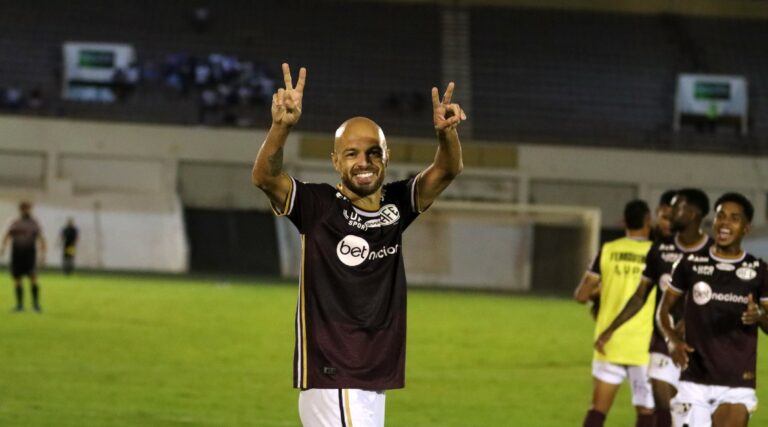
top-left (379, 204), bottom-right (400, 226)
top-left (716, 263), bottom-right (736, 271)
top-left (692, 281), bottom-right (712, 305)
top-left (736, 267), bottom-right (757, 281)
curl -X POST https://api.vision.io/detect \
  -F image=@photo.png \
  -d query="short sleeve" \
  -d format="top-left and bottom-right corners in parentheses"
top-left (641, 244), bottom-right (659, 283)
top-left (382, 177), bottom-right (421, 231)
top-left (588, 249), bottom-right (602, 276)
top-left (275, 177), bottom-right (334, 234)
top-left (758, 262), bottom-right (768, 303)
top-left (668, 258), bottom-right (688, 294)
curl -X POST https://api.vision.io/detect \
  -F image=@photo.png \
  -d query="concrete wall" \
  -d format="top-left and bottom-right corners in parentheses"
top-left (0, 115), bottom-right (766, 274)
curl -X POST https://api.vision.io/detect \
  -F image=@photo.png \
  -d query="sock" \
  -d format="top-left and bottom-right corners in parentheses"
top-left (636, 413), bottom-right (654, 427)
top-left (583, 409), bottom-right (606, 427)
top-left (654, 410), bottom-right (672, 427)
top-left (31, 284), bottom-right (39, 308)
top-left (15, 285), bottom-right (23, 308)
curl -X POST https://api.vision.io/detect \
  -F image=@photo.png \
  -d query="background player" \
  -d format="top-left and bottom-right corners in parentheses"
top-left (0, 201), bottom-right (46, 312)
top-left (652, 189), bottom-right (676, 241)
top-left (575, 200), bottom-right (655, 427)
top-left (658, 192), bottom-right (768, 427)
top-left (251, 63), bottom-right (464, 426)
top-left (594, 188), bottom-right (710, 427)
top-left (59, 217), bottom-right (78, 275)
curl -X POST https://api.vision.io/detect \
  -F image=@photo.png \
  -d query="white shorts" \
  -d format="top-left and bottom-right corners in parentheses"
top-left (648, 352), bottom-right (681, 389)
top-left (592, 360), bottom-right (655, 409)
top-left (299, 388), bottom-right (386, 427)
top-left (671, 381), bottom-right (757, 427)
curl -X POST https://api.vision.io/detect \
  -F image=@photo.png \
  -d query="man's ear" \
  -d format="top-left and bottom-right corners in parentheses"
top-left (331, 152), bottom-right (340, 173)
top-left (744, 222), bottom-right (752, 236)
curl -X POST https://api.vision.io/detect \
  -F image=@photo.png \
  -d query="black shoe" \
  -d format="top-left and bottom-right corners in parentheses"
top-left (13, 306), bottom-right (23, 312)
top-left (33, 305), bottom-right (42, 313)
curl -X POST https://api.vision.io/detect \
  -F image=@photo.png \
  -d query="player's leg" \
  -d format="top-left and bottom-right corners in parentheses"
top-left (712, 386), bottom-right (757, 427)
top-left (29, 271), bottom-right (40, 312)
top-left (627, 365), bottom-right (654, 427)
top-left (712, 404), bottom-right (749, 427)
top-left (12, 275), bottom-right (23, 311)
top-left (648, 352), bottom-right (680, 427)
top-left (670, 381), bottom-right (713, 427)
top-left (584, 361), bottom-right (625, 427)
top-left (299, 388), bottom-right (385, 427)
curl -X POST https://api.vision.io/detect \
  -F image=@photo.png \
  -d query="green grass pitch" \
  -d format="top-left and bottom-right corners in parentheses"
top-left (2, 272), bottom-right (768, 426)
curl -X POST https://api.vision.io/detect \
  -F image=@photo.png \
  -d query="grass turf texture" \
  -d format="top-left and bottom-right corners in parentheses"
top-left (2, 273), bottom-right (768, 426)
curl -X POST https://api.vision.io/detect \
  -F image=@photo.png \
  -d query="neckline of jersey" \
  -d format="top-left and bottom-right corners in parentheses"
top-left (674, 233), bottom-right (709, 253)
top-left (709, 246), bottom-right (746, 264)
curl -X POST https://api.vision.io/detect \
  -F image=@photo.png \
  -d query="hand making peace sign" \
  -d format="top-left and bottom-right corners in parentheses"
top-left (432, 82), bottom-right (467, 131)
top-left (272, 63), bottom-right (307, 127)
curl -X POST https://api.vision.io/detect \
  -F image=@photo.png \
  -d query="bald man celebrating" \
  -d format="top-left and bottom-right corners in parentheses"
top-left (252, 64), bottom-right (464, 427)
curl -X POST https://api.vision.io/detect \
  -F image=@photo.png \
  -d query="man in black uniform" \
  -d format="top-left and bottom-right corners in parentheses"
top-left (658, 193), bottom-right (768, 427)
top-left (59, 217), bottom-right (78, 275)
top-left (251, 64), bottom-right (464, 426)
top-left (594, 189), bottom-right (711, 427)
top-left (652, 189), bottom-right (676, 241)
top-left (1, 201), bottom-right (47, 312)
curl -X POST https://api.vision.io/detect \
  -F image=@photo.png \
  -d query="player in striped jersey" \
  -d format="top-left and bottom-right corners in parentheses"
top-left (575, 200), bottom-right (655, 427)
top-left (251, 64), bottom-right (464, 427)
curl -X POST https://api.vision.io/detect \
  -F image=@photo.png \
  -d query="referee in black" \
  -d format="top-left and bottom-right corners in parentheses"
top-left (1, 201), bottom-right (46, 312)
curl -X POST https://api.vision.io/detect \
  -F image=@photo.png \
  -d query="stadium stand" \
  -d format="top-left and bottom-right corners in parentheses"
top-left (0, 1), bottom-right (766, 151)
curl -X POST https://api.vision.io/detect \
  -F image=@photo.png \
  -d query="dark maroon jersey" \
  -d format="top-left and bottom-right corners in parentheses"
top-left (8, 216), bottom-right (42, 251)
top-left (277, 176), bottom-right (421, 390)
top-left (642, 235), bottom-right (711, 354)
top-left (669, 249), bottom-right (768, 388)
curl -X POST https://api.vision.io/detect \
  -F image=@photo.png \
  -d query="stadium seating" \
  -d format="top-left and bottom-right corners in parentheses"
top-left (1, 1), bottom-right (767, 150)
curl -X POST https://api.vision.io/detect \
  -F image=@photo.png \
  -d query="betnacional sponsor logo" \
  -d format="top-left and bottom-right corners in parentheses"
top-left (693, 265), bottom-right (714, 276)
top-left (691, 281), bottom-right (750, 305)
top-left (687, 255), bottom-right (709, 263)
top-left (336, 235), bottom-right (399, 267)
top-left (692, 282), bottom-right (712, 305)
top-left (661, 252), bottom-right (682, 264)
top-left (736, 267), bottom-right (757, 281)
top-left (716, 263), bottom-right (736, 272)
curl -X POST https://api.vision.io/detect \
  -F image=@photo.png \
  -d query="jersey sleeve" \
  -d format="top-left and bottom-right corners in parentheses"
top-left (273, 177), bottom-right (332, 234)
top-left (668, 257), bottom-right (689, 294)
top-left (587, 249), bottom-right (602, 276)
top-left (641, 243), bottom-right (659, 283)
top-left (758, 261), bottom-right (768, 304)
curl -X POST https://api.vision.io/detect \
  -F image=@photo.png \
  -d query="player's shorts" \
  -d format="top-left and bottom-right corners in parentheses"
top-left (671, 381), bottom-right (757, 427)
top-left (592, 360), bottom-right (655, 409)
top-left (11, 247), bottom-right (36, 278)
top-left (299, 388), bottom-right (385, 427)
top-left (648, 352), bottom-right (680, 389)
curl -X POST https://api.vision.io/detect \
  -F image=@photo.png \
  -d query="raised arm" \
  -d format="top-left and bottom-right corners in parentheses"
top-left (657, 288), bottom-right (693, 369)
top-left (416, 82), bottom-right (465, 211)
top-left (594, 278), bottom-right (654, 354)
top-left (251, 63), bottom-right (306, 210)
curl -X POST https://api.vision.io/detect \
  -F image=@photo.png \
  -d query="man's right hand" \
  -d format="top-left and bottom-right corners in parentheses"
top-left (594, 330), bottom-right (612, 355)
top-left (668, 339), bottom-right (695, 370)
top-left (271, 63), bottom-right (306, 127)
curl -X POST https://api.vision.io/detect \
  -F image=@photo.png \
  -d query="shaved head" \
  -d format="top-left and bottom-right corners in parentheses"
top-left (334, 117), bottom-right (388, 161)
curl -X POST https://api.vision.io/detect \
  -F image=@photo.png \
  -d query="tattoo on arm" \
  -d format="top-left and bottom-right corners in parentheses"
top-left (267, 148), bottom-right (284, 177)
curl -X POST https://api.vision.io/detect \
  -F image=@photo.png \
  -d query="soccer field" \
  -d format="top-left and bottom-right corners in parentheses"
top-left (2, 273), bottom-right (768, 426)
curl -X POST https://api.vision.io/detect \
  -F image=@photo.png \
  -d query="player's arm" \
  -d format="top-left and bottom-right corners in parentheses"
top-left (251, 63), bottom-right (306, 210)
top-left (657, 288), bottom-right (694, 369)
top-left (741, 294), bottom-right (768, 334)
top-left (415, 83), bottom-right (465, 212)
top-left (593, 277), bottom-right (653, 354)
top-left (574, 272), bottom-right (600, 304)
top-left (0, 228), bottom-right (9, 257)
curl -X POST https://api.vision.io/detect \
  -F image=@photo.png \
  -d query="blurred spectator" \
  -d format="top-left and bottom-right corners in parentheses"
top-left (192, 7), bottom-right (212, 33)
top-left (2, 86), bottom-right (25, 109)
top-left (27, 88), bottom-right (44, 112)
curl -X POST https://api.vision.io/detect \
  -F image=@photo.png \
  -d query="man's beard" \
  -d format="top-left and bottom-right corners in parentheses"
top-left (341, 170), bottom-right (384, 198)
